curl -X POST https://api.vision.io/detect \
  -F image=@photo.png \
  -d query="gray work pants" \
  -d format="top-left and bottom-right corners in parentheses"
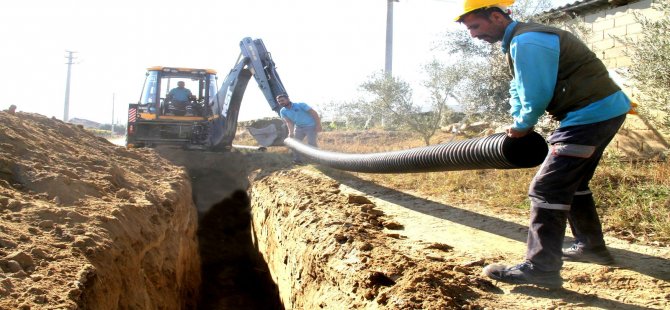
top-left (293, 126), bottom-right (318, 161)
top-left (526, 113), bottom-right (626, 271)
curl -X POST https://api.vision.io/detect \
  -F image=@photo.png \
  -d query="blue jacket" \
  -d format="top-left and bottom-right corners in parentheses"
top-left (502, 21), bottom-right (630, 130)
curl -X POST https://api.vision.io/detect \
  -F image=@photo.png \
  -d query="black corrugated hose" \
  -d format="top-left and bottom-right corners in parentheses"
top-left (283, 132), bottom-right (548, 173)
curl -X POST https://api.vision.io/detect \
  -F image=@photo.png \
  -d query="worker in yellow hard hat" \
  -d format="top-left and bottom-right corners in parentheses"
top-left (452, 0), bottom-right (632, 289)
top-left (454, 0), bottom-right (514, 22)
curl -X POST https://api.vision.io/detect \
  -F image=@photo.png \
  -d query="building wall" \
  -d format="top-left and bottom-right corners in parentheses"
top-left (579, 0), bottom-right (658, 69)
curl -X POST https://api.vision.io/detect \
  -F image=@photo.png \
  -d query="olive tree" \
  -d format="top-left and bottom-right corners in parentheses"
top-left (618, 0), bottom-right (670, 132)
top-left (360, 72), bottom-right (444, 145)
top-left (423, 59), bottom-right (468, 126)
top-left (319, 98), bottom-right (377, 130)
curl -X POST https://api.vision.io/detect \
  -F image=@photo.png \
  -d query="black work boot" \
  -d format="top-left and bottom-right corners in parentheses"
top-left (564, 193), bottom-right (614, 265)
top-left (483, 261), bottom-right (563, 289)
top-left (483, 207), bottom-right (566, 289)
top-left (562, 243), bottom-right (614, 265)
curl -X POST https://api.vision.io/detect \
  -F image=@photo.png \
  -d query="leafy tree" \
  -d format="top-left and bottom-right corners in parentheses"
top-left (321, 99), bottom-right (376, 129)
top-left (618, 0), bottom-right (670, 132)
top-left (360, 72), bottom-right (442, 145)
top-left (423, 60), bottom-right (466, 127)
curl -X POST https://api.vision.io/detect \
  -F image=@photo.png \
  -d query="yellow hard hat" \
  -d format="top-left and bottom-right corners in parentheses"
top-left (454, 0), bottom-right (515, 21)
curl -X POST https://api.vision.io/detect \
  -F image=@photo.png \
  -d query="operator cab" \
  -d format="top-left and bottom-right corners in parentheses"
top-left (137, 66), bottom-right (218, 119)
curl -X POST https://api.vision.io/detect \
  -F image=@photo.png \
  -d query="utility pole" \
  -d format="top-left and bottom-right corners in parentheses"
top-left (63, 50), bottom-right (77, 122)
top-left (385, 0), bottom-right (399, 76)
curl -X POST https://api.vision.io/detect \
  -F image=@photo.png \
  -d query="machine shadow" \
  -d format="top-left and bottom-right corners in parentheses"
top-left (317, 167), bottom-right (670, 282)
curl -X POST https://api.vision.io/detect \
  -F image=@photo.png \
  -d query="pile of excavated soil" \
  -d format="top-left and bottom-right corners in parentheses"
top-left (0, 112), bottom-right (199, 309)
top-left (246, 134), bottom-right (669, 309)
top-left (2, 109), bottom-right (668, 309)
top-left (250, 168), bottom-right (501, 309)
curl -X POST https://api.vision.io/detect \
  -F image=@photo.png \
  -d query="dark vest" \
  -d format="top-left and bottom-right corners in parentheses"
top-left (505, 22), bottom-right (620, 121)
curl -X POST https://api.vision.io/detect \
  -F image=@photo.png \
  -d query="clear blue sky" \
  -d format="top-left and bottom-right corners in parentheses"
top-left (1, 0), bottom-right (567, 124)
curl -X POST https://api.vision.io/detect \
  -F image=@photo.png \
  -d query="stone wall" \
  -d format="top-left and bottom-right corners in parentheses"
top-left (582, 0), bottom-right (657, 69)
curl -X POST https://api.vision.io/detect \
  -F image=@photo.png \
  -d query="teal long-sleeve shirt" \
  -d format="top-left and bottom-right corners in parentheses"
top-left (502, 21), bottom-right (630, 130)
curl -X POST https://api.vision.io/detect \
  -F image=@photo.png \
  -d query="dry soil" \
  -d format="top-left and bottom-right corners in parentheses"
top-left (1, 110), bottom-right (669, 309)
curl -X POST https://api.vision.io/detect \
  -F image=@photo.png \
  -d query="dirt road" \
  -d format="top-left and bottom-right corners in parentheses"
top-left (317, 167), bottom-right (670, 309)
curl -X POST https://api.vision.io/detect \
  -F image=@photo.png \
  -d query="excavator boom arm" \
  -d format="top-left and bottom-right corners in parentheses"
top-left (208, 37), bottom-right (288, 148)
top-left (239, 37), bottom-right (286, 114)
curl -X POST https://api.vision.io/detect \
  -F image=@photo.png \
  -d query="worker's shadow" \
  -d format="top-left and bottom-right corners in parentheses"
top-left (316, 167), bottom-right (670, 285)
top-left (509, 286), bottom-right (654, 310)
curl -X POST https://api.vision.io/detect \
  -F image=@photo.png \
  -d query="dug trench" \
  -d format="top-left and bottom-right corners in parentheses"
top-left (0, 112), bottom-right (497, 309)
top-left (157, 138), bottom-right (670, 309)
top-left (1, 112), bottom-right (668, 309)
top-left (159, 142), bottom-right (670, 309)
top-left (153, 147), bottom-right (285, 309)
top-left (156, 147), bottom-right (499, 309)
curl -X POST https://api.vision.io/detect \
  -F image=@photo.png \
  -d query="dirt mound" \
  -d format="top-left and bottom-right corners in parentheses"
top-left (249, 157), bottom-right (669, 309)
top-left (2, 109), bottom-right (668, 309)
top-left (250, 169), bottom-right (500, 309)
top-left (0, 112), bottom-right (199, 309)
